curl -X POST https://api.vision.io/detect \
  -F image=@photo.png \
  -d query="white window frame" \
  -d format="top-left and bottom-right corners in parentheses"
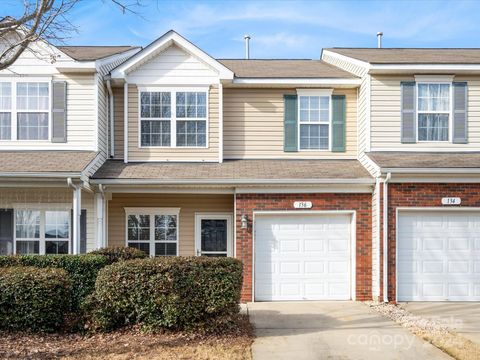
top-left (194, 213), bottom-right (233, 257)
top-left (0, 77), bottom-right (52, 142)
top-left (137, 87), bottom-right (209, 149)
top-left (296, 89), bottom-right (333, 151)
top-left (415, 81), bottom-right (453, 143)
top-left (124, 207), bottom-right (180, 256)
top-left (13, 204), bottom-right (71, 255)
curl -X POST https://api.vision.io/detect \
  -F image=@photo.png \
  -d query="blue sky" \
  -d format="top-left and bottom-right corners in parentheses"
top-left (4, 0), bottom-right (480, 59)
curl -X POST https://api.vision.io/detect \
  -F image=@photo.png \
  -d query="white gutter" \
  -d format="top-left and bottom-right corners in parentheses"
top-left (370, 63), bottom-right (480, 72)
top-left (0, 172), bottom-right (81, 178)
top-left (382, 172), bottom-right (391, 303)
top-left (106, 79), bottom-right (114, 158)
top-left (232, 78), bottom-right (362, 86)
top-left (381, 167), bottom-right (480, 174)
top-left (90, 178), bottom-right (375, 185)
top-left (124, 82), bottom-right (128, 163)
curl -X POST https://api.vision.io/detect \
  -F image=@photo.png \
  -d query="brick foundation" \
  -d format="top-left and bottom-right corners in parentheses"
top-left (382, 183), bottom-right (480, 301)
top-left (235, 193), bottom-right (372, 302)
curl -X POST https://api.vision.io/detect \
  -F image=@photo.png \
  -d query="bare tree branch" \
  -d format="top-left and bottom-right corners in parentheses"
top-left (0, 0), bottom-right (142, 70)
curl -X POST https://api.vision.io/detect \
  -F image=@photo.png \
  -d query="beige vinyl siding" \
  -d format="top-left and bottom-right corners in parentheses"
top-left (126, 45), bottom-right (220, 85)
top-left (223, 88), bottom-right (357, 159)
top-left (107, 193), bottom-right (234, 256)
top-left (113, 86), bottom-right (124, 159)
top-left (371, 75), bottom-right (480, 150)
top-left (0, 73), bottom-right (96, 150)
top-left (0, 188), bottom-right (95, 252)
top-left (127, 84), bottom-right (219, 161)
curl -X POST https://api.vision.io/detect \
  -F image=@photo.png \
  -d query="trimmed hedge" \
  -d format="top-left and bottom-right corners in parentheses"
top-left (0, 255), bottom-right (107, 310)
top-left (0, 266), bottom-right (71, 332)
top-left (89, 246), bottom-right (147, 265)
top-left (85, 257), bottom-right (243, 332)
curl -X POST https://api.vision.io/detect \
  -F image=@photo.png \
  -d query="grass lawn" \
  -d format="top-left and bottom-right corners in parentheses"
top-left (0, 316), bottom-right (254, 360)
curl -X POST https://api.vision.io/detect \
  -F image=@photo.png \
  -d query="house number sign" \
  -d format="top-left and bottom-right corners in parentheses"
top-left (294, 201), bottom-right (312, 209)
top-left (441, 197), bottom-right (461, 205)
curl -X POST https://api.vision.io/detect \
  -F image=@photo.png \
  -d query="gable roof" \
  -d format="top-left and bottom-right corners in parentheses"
top-left (58, 46), bottom-right (140, 61)
top-left (111, 30), bottom-right (234, 80)
top-left (325, 48), bottom-right (480, 64)
top-left (218, 59), bottom-right (356, 78)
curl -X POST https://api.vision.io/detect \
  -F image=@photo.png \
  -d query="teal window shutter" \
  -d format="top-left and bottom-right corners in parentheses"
top-left (331, 95), bottom-right (346, 152)
top-left (284, 94), bottom-right (298, 152)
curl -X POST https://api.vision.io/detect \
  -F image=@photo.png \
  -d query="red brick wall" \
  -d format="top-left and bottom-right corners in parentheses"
top-left (235, 193), bottom-right (372, 302)
top-left (384, 183), bottom-right (480, 301)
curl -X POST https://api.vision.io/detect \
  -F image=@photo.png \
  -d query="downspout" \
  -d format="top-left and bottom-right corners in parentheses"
top-left (106, 79), bottom-right (114, 158)
top-left (124, 81), bottom-right (128, 163)
top-left (383, 172), bottom-right (391, 303)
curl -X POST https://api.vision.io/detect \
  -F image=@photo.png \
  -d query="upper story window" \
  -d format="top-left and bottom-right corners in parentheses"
top-left (0, 80), bottom-right (50, 141)
top-left (139, 88), bottom-right (208, 148)
top-left (417, 83), bottom-right (450, 142)
top-left (298, 92), bottom-right (331, 150)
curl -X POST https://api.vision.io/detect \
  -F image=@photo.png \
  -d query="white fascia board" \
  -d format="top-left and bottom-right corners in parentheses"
top-left (111, 30), bottom-right (234, 80)
top-left (369, 64), bottom-right (480, 73)
top-left (380, 167), bottom-right (480, 174)
top-left (232, 78), bottom-right (361, 86)
top-left (91, 178), bottom-right (375, 185)
top-left (0, 172), bottom-right (81, 178)
top-left (56, 62), bottom-right (97, 73)
top-left (321, 50), bottom-right (371, 70)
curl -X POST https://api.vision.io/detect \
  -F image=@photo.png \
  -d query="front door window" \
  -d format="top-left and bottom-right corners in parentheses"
top-left (196, 214), bottom-right (232, 257)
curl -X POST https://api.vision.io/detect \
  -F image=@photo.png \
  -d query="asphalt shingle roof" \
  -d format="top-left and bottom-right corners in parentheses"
top-left (0, 151), bottom-right (98, 174)
top-left (325, 48), bottom-right (480, 64)
top-left (93, 159), bottom-right (372, 183)
top-left (367, 152), bottom-right (480, 169)
top-left (58, 46), bottom-right (140, 61)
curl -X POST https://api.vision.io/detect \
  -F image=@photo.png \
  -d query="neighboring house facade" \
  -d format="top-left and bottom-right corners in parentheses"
top-left (1, 30), bottom-right (479, 303)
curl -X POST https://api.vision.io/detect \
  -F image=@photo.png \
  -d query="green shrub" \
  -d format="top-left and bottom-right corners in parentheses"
top-left (86, 257), bottom-right (243, 332)
top-left (0, 255), bottom-right (107, 310)
top-left (89, 246), bottom-right (147, 264)
top-left (0, 266), bottom-right (71, 332)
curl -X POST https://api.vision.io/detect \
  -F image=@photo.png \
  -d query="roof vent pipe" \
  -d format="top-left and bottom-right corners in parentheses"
top-left (377, 32), bottom-right (383, 48)
top-left (244, 34), bottom-right (251, 59)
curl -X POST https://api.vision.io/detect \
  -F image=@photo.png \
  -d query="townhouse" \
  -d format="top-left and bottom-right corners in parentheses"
top-left (0, 30), bottom-right (478, 303)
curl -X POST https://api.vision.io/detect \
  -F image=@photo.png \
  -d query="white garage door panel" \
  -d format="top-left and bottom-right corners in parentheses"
top-left (254, 214), bottom-right (351, 301)
top-left (398, 211), bottom-right (480, 301)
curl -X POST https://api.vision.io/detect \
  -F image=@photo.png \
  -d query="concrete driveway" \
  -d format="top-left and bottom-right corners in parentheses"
top-left (401, 302), bottom-right (480, 345)
top-left (247, 301), bottom-right (451, 360)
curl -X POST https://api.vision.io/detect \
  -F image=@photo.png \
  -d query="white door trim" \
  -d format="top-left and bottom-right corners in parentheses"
top-left (195, 212), bottom-right (233, 257)
top-left (252, 210), bottom-right (356, 302)
top-left (396, 207), bottom-right (480, 302)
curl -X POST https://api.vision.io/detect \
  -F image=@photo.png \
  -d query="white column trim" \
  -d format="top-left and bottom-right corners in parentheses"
top-left (72, 187), bottom-right (82, 255)
top-left (218, 83), bottom-right (223, 163)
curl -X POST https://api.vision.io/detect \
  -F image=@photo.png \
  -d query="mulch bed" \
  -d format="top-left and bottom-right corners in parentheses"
top-left (0, 315), bottom-right (254, 360)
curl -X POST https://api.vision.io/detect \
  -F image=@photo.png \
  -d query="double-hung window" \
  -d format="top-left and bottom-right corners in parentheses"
top-left (298, 91), bottom-right (331, 150)
top-left (417, 83), bottom-right (451, 142)
top-left (0, 82), bottom-right (12, 140)
top-left (0, 80), bottom-right (50, 141)
top-left (126, 208), bottom-right (179, 256)
top-left (140, 91), bottom-right (171, 146)
top-left (139, 89), bottom-right (207, 148)
top-left (15, 208), bottom-right (70, 255)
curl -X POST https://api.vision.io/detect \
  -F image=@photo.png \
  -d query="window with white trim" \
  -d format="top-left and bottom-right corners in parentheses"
top-left (298, 94), bottom-right (330, 150)
top-left (176, 92), bottom-right (206, 147)
top-left (417, 83), bottom-right (450, 142)
top-left (0, 82), bottom-right (11, 140)
top-left (126, 208), bottom-right (179, 256)
top-left (140, 91), bottom-right (171, 146)
top-left (15, 209), bottom-right (70, 255)
top-left (0, 80), bottom-right (50, 141)
top-left (139, 89), bottom-right (207, 148)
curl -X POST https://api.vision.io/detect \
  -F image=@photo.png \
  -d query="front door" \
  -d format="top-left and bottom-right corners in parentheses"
top-left (195, 213), bottom-right (233, 257)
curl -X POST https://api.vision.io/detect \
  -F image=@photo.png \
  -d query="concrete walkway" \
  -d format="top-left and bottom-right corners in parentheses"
top-left (247, 301), bottom-right (451, 360)
top-left (401, 302), bottom-right (480, 345)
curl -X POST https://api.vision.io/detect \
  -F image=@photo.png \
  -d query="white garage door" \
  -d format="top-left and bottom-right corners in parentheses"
top-left (398, 211), bottom-right (480, 301)
top-left (254, 214), bottom-right (352, 301)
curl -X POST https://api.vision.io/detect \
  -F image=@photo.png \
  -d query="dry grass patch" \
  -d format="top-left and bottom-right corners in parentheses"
top-left (368, 302), bottom-right (479, 360)
top-left (0, 315), bottom-right (254, 360)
